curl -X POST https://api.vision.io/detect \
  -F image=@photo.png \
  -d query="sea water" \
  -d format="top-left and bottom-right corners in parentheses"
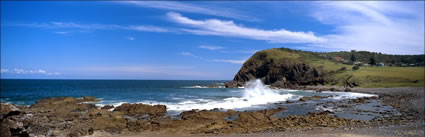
top-left (0, 79), bottom-right (377, 115)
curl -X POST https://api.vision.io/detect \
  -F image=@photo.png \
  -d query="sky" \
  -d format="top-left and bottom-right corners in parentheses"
top-left (1, 1), bottom-right (424, 80)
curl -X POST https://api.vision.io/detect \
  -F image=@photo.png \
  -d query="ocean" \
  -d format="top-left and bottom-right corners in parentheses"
top-left (0, 79), bottom-right (378, 116)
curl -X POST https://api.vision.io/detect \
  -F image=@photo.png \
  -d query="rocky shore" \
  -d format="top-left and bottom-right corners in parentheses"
top-left (1, 87), bottom-right (424, 137)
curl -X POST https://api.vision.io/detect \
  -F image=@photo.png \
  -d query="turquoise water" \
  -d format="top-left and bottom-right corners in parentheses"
top-left (0, 79), bottom-right (377, 114)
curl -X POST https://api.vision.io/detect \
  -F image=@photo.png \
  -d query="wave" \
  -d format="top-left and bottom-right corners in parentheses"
top-left (322, 91), bottom-right (377, 100)
top-left (139, 79), bottom-right (297, 111)
top-left (182, 85), bottom-right (226, 88)
top-left (92, 80), bottom-right (377, 112)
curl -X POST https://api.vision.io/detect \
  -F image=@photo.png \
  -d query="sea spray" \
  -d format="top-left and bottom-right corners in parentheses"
top-left (160, 79), bottom-right (296, 111)
top-left (241, 79), bottom-right (295, 106)
top-left (243, 79), bottom-right (280, 98)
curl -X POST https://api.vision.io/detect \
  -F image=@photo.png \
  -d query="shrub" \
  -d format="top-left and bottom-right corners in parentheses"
top-left (352, 65), bottom-right (360, 71)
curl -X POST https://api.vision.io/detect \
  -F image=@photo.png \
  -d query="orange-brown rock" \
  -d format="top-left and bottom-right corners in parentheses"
top-left (113, 103), bottom-right (166, 116)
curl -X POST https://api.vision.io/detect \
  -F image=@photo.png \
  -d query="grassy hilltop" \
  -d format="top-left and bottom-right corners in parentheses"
top-left (232, 48), bottom-right (424, 88)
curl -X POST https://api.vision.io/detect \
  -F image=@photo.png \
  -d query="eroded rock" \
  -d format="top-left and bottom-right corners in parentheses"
top-left (113, 103), bottom-right (166, 116)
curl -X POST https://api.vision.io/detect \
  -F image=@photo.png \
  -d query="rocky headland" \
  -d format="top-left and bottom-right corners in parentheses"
top-left (225, 48), bottom-right (424, 89)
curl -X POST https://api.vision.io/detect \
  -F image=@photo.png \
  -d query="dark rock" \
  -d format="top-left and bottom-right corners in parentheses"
top-left (311, 95), bottom-right (326, 100)
top-left (224, 81), bottom-right (244, 88)
top-left (82, 96), bottom-right (99, 102)
top-left (232, 49), bottom-right (325, 87)
top-left (101, 105), bottom-right (114, 110)
top-left (299, 97), bottom-right (312, 101)
top-left (344, 88), bottom-right (352, 92)
top-left (1, 103), bottom-right (21, 118)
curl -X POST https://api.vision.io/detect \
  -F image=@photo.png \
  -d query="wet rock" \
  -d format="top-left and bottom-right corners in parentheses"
top-left (101, 105), bottom-right (114, 110)
top-left (315, 88), bottom-right (326, 93)
top-left (344, 88), bottom-right (352, 92)
top-left (180, 109), bottom-right (198, 120)
top-left (311, 95), bottom-right (327, 100)
top-left (224, 81), bottom-right (244, 88)
top-left (113, 103), bottom-right (166, 116)
top-left (82, 96), bottom-right (99, 102)
top-left (299, 97), bottom-right (312, 101)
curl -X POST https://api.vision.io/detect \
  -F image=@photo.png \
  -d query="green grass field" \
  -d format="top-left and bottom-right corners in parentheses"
top-left (338, 66), bottom-right (424, 88)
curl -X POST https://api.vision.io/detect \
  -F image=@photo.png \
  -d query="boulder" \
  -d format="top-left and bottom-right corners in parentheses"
top-left (224, 81), bottom-right (244, 88)
top-left (101, 105), bottom-right (114, 110)
top-left (344, 88), bottom-right (352, 92)
top-left (299, 97), bottom-right (312, 101)
top-left (0, 103), bottom-right (21, 119)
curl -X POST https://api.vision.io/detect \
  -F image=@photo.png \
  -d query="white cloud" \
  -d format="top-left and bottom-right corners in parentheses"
top-left (10, 68), bottom-right (61, 75)
top-left (237, 50), bottom-right (259, 54)
top-left (199, 45), bottom-right (224, 50)
top-left (126, 25), bottom-right (169, 32)
top-left (180, 52), bottom-right (199, 58)
top-left (54, 31), bottom-right (71, 34)
top-left (310, 1), bottom-right (424, 54)
top-left (119, 1), bottom-right (260, 22)
top-left (17, 22), bottom-right (169, 33)
top-left (80, 65), bottom-right (217, 78)
top-left (167, 12), bottom-right (325, 44)
top-left (213, 59), bottom-right (246, 64)
top-left (1, 69), bottom-right (9, 73)
top-left (128, 37), bottom-right (135, 40)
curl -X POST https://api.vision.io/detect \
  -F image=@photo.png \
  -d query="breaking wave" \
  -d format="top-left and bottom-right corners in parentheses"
top-left (140, 79), bottom-right (296, 111)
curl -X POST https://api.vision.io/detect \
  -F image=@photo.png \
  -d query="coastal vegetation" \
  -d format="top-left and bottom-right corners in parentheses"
top-left (229, 48), bottom-right (425, 88)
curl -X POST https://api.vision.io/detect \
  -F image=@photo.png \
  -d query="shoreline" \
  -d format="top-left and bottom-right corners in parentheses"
top-left (1, 87), bottom-right (424, 137)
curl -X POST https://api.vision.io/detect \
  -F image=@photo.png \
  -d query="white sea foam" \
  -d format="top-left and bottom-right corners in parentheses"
top-left (182, 85), bottom-right (226, 88)
top-left (322, 91), bottom-right (377, 100)
top-left (96, 101), bottom-right (128, 108)
top-left (183, 85), bottom-right (209, 88)
top-left (142, 79), bottom-right (296, 111)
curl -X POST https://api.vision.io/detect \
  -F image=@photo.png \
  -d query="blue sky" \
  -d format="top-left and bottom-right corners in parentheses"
top-left (1, 1), bottom-right (424, 80)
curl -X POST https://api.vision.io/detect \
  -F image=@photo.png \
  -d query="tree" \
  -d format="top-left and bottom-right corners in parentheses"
top-left (369, 55), bottom-right (376, 65)
top-left (350, 53), bottom-right (356, 62)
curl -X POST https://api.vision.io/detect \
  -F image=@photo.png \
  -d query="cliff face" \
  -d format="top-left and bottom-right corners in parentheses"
top-left (227, 49), bottom-right (325, 88)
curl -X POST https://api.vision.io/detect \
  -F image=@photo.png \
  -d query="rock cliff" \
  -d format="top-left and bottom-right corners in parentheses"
top-left (226, 49), bottom-right (325, 88)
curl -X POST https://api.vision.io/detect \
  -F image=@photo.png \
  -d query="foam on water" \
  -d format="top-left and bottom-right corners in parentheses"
top-left (89, 80), bottom-right (377, 113)
top-left (139, 79), bottom-right (296, 111)
top-left (322, 91), bottom-right (377, 100)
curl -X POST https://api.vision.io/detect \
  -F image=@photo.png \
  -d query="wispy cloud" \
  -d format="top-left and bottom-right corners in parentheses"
top-left (167, 12), bottom-right (325, 44)
top-left (310, 1), bottom-right (424, 54)
top-left (128, 37), bottom-right (135, 40)
top-left (14, 22), bottom-right (169, 33)
top-left (1, 69), bottom-right (9, 73)
top-left (212, 59), bottom-right (246, 64)
top-left (1, 68), bottom-right (61, 75)
top-left (119, 1), bottom-right (260, 22)
top-left (54, 31), bottom-right (72, 34)
top-left (236, 50), bottom-right (259, 54)
top-left (180, 51), bottom-right (200, 58)
top-left (80, 65), bottom-right (217, 78)
top-left (199, 45), bottom-right (224, 50)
